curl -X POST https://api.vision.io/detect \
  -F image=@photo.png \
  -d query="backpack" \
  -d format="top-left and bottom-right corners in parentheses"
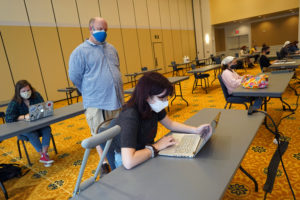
top-left (0, 164), bottom-right (28, 182)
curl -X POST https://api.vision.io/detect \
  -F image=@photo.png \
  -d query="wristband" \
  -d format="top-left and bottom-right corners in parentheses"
top-left (151, 145), bottom-right (159, 157)
top-left (145, 145), bottom-right (154, 158)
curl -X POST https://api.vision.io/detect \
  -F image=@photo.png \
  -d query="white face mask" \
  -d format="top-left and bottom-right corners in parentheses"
top-left (149, 99), bottom-right (169, 113)
top-left (20, 90), bottom-right (32, 99)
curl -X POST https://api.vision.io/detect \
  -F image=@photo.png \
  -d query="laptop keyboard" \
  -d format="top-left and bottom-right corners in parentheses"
top-left (175, 135), bottom-right (199, 154)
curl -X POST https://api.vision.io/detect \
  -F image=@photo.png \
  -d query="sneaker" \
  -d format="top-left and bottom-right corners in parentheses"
top-left (40, 152), bottom-right (54, 164)
top-left (44, 163), bottom-right (52, 167)
top-left (101, 163), bottom-right (111, 174)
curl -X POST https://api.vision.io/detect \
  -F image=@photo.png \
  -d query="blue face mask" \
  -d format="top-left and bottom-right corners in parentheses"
top-left (92, 30), bottom-right (107, 43)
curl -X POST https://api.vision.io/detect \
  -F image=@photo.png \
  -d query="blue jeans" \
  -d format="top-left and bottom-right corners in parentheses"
top-left (20, 126), bottom-right (51, 153)
top-left (100, 142), bottom-right (122, 170)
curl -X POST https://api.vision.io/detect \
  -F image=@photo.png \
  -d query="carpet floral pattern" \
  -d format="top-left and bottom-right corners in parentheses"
top-left (0, 66), bottom-right (299, 199)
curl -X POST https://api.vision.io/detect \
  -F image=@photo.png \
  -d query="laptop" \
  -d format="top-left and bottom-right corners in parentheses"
top-left (158, 112), bottom-right (221, 158)
top-left (28, 101), bottom-right (54, 121)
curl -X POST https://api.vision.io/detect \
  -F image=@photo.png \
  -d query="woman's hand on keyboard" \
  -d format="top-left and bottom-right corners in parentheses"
top-left (195, 124), bottom-right (212, 139)
top-left (153, 135), bottom-right (176, 151)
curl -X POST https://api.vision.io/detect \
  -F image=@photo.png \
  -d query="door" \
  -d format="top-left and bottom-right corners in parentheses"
top-left (153, 42), bottom-right (165, 72)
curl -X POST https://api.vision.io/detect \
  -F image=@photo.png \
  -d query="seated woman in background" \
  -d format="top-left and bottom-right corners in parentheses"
top-left (288, 41), bottom-right (300, 54)
top-left (111, 72), bottom-right (212, 170)
top-left (259, 45), bottom-right (277, 72)
top-left (249, 45), bottom-right (259, 63)
top-left (5, 80), bottom-right (54, 167)
top-left (239, 46), bottom-right (254, 68)
top-left (221, 56), bottom-right (244, 95)
top-left (279, 41), bottom-right (290, 59)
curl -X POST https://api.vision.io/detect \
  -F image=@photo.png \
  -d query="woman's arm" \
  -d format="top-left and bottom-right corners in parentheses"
top-left (122, 135), bottom-right (176, 169)
top-left (160, 115), bottom-right (211, 137)
top-left (5, 101), bottom-right (20, 123)
top-left (222, 70), bottom-right (242, 89)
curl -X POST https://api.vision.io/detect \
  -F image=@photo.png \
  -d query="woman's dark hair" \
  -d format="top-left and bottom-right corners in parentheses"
top-left (261, 45), bottom-right (270, 53)
top-left (126, 72), bottom-right (174, 119)
top-left (12, 80), bottom-right (36, 104)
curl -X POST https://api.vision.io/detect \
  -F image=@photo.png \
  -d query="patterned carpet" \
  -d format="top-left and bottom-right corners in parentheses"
top-left (0, 65), bottom-right (299, 200)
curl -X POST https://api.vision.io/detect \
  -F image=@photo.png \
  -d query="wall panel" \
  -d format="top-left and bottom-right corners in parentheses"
top-left (133, 0), bottom-right (154, 69)
top-left (251, 15), bottom-right (299, 46)
top-left (77, 0), bottom-right (100, 39)
top-left (26, 0), bottom-right (69, 101)
top-left (169, 0), bottom-right (183, 63)
top-left (178, 0), bottom-right (189, 58)
top-left (0, 34), bottom-right (15, 102)
top-left (100, 0), bottom-right (128, 82)
top-left (159, 0), bottom-right (174, 71)
top-left (52, 0), bottom-right (83, 86)
top-left (0, 0), bottom-right (46, 98)
top-left (117, 0), bottom-right (141, 74)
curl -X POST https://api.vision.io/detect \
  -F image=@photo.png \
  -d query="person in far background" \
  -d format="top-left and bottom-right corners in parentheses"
top-left (239, 46), bottom-right (254, 68)
top-left (279, 41), bottom-right (291, 59)
top-left (259, 45), bottom-right (277, 72)
top-left (288, 41), bottom-right (300, 54)
top-left (69, 17), bottom-right (124, 173)
top-left (249, 45), bottom-right (259, 63)
top-left (5, 80), bottom-right (54, 167)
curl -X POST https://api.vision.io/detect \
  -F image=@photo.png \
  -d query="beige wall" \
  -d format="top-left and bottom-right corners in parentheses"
top-left (0, 0), bottom-right (196, 102)
top-left (210, 0), bottom-right (299, 25)
top-left (214, 28), bottom-right (225, 52)
top-left (251, 15), bottom-right (299, 46)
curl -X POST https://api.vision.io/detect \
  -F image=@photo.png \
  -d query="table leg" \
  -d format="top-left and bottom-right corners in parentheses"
top-left (133, 75), bottom-right (137, 86)
top-left (65, 91), bottom-right (70, 105)
top-left (69, 91), bottom-right (73, 104)
top-left (130, 76), bottom-right (134, 88)
top-left (170, 82), bottom-right (189, 106)
top-left (210, 69), bottom-right (218, 86)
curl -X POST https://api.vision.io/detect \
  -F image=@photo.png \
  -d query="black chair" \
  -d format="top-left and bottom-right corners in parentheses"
top-left (17, 132), bottom-right (58, 166)
top-left (218, 75), bottom-right (252, 109)
top-left (191, 64), bottom-right (210, 94)
top-left (171, 61), bottom-right (184, 76)
top-left (213, 56), bottom-right (221, 64)
top-left (195, 57), bottom-right (205, 67)
top-left (76, 88), bottom-right (82, 103)
top-left (276, 51), bottom-right (281, 60)
top-left (0, 112), bottom-right (5, 123)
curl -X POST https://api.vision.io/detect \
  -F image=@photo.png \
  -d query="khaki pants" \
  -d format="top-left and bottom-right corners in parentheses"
top-left (85, 107), bottom-right (120, 135)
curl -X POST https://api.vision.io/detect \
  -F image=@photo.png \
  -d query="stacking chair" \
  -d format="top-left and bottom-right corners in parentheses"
top-left (171, 61), bottom-right (184, 76)
top-left (276, 51), bottom-right (281, 60)
top-left (72, 125), bottom-right (121, 198)
top-left (191, 64), bottom-right (210, 94)
top-left (218, 75), bottom-right (252, 109)
top-left (17, 132), bottom-right (58, 166)
top-left (76, 88), bottom-right (82, 103)
top-left (213, 56), bottom-right (221, 64)
top-left (0, 112), bottom-right (5, 123)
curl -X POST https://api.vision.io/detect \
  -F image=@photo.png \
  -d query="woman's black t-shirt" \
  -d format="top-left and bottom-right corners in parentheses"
top-left (259, 55), bottom-right (271, 68)
top-left (116, 106), bottom-right (166, 151)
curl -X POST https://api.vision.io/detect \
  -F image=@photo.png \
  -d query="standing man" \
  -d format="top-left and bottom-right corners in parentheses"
top-left (69, 17), bottom-right (124, 171)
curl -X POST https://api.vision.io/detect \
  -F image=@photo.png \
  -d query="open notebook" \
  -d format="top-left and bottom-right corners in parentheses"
top-left (158, 112), bottom-right (221, 158)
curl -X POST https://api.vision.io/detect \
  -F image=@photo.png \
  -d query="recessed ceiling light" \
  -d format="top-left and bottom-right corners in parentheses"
top-left (258, 16), bottom-right (262, 18)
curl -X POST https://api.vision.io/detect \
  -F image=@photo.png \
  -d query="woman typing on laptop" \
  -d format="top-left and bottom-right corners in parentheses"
top-left (111, 72), bottom-right (212, 170)
top-left (5, 80), bottom-right (54, 167)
